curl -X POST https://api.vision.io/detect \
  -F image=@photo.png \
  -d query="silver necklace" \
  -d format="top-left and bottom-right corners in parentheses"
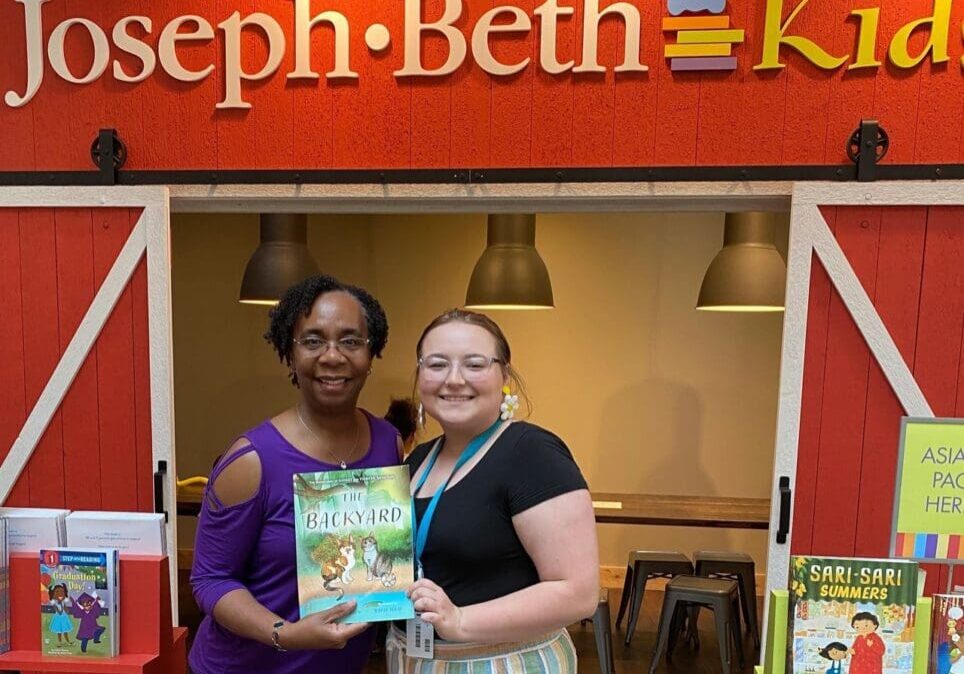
top-left (296, 407), bottom-right (360, 469)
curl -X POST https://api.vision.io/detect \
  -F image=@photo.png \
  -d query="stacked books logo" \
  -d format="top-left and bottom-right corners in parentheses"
top-left (663, 0), bottom-right (745, 71)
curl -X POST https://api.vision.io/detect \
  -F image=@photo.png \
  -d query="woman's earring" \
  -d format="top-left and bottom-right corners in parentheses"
top-left (500, 385), bottom-right (519, 421)
top-left (417, 403), bottom-right (425, 428)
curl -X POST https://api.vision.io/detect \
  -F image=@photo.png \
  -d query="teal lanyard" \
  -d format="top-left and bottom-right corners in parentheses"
top-left (413, 420), bottom-right (502, 577)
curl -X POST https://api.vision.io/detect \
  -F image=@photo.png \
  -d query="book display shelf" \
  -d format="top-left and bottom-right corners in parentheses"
top-left (755, 590), bottom-right (933, 674)
top-left (0, 554), bottom-right (187, 674)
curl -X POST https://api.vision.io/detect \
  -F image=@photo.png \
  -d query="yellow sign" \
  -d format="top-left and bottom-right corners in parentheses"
top-left (891, 417), bottom-right (964, 562)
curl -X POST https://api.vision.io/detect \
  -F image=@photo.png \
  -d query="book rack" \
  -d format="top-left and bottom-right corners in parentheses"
top-left (0, 553), bottom-right (187, 674)
top-left (755, 591), bottom-right (933, 674)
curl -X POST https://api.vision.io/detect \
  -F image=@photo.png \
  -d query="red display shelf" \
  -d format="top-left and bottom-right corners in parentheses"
top-left (0, 651), bottom-right (157, 673)
top-left (1, 553), bottom-right (187, 674)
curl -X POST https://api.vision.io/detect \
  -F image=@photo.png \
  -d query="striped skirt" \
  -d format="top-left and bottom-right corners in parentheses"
top-left (385, 625), bottom-right (577, 674)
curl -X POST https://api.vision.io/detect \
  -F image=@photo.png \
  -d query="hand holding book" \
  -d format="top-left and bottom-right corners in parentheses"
top-left (278, 601), bottom-right (371, 650)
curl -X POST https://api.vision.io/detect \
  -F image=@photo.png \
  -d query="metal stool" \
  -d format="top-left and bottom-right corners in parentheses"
top-left (694, 551), bottom-right (760, 649)
top-left (648, 576), bottom-right (744, 674)
top-left (615, 551), bottom-right (693, 645)
top-left (588, 589), bottom-right (616, 674)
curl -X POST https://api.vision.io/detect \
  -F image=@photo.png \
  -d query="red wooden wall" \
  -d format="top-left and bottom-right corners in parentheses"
top-left (791, 205), bottom-right (964, 594)
top-left (0, 0), bottom-right (961, 171)
top-left (0, 207), bottom-right (154, 512)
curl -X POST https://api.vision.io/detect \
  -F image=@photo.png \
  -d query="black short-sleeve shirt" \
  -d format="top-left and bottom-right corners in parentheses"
top-left (405, 421), bottom-right (588, 608)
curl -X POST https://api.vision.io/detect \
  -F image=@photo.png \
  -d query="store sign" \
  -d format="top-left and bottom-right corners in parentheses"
top-left (3, 0), bottom-right (961, 110)
top-left (891, 417), bottom-right (964, 563)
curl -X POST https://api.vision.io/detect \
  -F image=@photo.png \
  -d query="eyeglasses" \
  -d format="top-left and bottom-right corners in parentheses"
top-left (418, 355), bottom-right (503, 381)
top-left (293, 335), bottom-right (370, 355)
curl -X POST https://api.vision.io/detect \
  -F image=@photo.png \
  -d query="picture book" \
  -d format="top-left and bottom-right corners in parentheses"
top-left (930, 594), bottom-right (964, 674)
top-left (0, 518), bottom-right (9, 655)
top-left (40, 548), bottom-right (119, 657)
top-left (66, 511), bottom-right (166, 555)
top-left (789, 556), bottom-right (919, 674)
top-left (293, 465), bottom-right (415, 624)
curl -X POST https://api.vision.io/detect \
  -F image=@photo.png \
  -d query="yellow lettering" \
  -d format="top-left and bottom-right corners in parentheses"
top-left (754, 0), bottom-right (848, 70)
top-left (849, 8), bottom-right (881, 69)
top-left (888, 0), bottom-right (951, 68)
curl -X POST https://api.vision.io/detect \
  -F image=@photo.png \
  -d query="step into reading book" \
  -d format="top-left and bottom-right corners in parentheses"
top-left (293, 465), bottom-right (415, 624)
top-left (789, 556), bottom-right (919, 674)
top-left (40, 548), bottom-right (119, 657)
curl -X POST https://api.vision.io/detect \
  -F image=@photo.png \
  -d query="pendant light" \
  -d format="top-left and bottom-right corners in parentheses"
top-left (239, 213), bottom-right (320, 306)
top-left (465, 214), bottom-right (554, 310)
top-left (696, 211), bottom-right (786, 312)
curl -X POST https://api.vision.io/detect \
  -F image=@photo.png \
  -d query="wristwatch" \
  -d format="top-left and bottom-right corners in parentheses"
top-left (271, 620), bottom-right (287, 652)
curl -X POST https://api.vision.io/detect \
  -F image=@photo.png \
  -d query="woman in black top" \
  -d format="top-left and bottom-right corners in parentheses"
top-left (386, 309), bottom-right (598, 673)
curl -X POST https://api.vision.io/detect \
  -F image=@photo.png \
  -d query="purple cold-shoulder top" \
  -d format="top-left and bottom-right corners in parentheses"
top-left (189, 411), bottom-right (400, 674)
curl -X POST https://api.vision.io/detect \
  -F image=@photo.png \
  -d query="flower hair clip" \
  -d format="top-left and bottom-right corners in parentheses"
top-left (500, 385), bottom-right (519, 421)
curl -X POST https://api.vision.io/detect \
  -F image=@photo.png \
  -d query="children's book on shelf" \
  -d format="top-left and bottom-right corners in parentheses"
top-left (930, 594), bottom-right (964, 674)
top-left (0, 518), bottom-right (9, 655)
top-left (66, 511), bottom-right (166, 555)
top-left (788, 556), bottom-right (919, 674)
top-left (0, 508), bottom-right (68, 553)
top-left (40, 548), bottom-right (120, 657)
top-left (293, 465), bottom-right (415, 624)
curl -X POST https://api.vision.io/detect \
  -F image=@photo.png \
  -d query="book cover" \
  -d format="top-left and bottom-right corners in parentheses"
top-left (0, 508), bottom-right (68, 553)
top-left (66, 511), bottom-right (166, 555)
top-left (788, 556), bottom-right (919, 674)
top-left (930, 594), bottom-right (964, 674)
top-left (40, 548), bottom-right (119, 657)
top-left (0, 518), bottom-right (9, 655)
top-left (293, 465), bottom-right (415, 624)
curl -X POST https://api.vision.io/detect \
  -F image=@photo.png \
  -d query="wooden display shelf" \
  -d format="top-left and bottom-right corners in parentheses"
top-left (1, 553), bottom-right (187, 674)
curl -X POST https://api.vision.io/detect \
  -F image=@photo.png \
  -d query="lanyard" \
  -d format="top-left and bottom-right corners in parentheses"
top-left (413, 419), bottom-right (502, 576)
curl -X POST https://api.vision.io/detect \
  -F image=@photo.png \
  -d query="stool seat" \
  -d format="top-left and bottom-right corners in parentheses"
top-left (648, 575), bottom-right (744, 674)
top-left (667, 576), bottom-right (738, 596)
top-left (630, 551), bottom-right (693, 564)
top-left (694, 551), bottom-right (753, 564)
top-left (693, 550), bottom-right (760, 649)
top-left (616, 550), bottom-right (694, 646)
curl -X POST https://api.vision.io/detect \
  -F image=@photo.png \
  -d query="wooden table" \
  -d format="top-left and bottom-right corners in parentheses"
top-left (178, 485), bottom-right (770, 529)
top-left (591, 492), bottom-right (771, 529)
top-left (177, 483), bottom-right (204, 517)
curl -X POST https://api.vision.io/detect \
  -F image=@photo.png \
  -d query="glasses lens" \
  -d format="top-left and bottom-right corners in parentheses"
top-left (461, 357), bottom-right (494, 379)
top-left (297, 337), bottom-right (324, 351)
top-left (337, 337), bottom-right (368, 352)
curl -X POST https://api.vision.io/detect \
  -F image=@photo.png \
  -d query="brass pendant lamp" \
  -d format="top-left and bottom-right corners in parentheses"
top-left (465, 214), bottom-right (554, 310)
top-left (239, 214), bottom-right (320, 306)
top-left (696, 212), bottom-right (786, 312)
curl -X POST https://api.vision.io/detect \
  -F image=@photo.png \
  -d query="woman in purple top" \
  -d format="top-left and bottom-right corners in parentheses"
top-left (189, 275), bottom-right (401, 674)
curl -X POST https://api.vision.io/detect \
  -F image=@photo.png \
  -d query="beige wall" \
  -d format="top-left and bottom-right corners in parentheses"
top-left (172, 211), bottom-right (787, 574)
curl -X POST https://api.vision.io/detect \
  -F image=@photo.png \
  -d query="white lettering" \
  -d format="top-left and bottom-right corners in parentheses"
top-left (289, 0), bottom-right (356, 79)
top-left (5, 0), bottom-right (49, 108)
top-left (572, 0), bottom-right (646, 73)
top-left (158, 16), bottom-right (215, 82)
top-left (48, 19), bottom-right (110, 84)
top-left (534, 0), bottom-right (574, 74)
top-left (113, 17), bottom-right (156, 83)
top-left (395, 0), bottom-right (467, 76)
top-left (472, 6), bottom-right (531, 76)
top-left (217, 12), bottom-right (286, 109)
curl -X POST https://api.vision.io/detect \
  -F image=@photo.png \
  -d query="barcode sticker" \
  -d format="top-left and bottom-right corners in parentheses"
top-left (406, 614), bottom-right (434, 659)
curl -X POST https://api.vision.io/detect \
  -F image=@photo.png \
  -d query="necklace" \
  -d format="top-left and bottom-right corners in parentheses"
top-left (296, 407), bottom-right (360, 469)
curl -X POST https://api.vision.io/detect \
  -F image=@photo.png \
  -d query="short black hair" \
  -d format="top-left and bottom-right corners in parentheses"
top-left (265, 275), bottom-right (389, 385)
top-left (819, 642), bottom-right (848, 659)
top-left (851, 612), bottom-right (879, 628)
top-left (385, 398), bottom-right (418, 443)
